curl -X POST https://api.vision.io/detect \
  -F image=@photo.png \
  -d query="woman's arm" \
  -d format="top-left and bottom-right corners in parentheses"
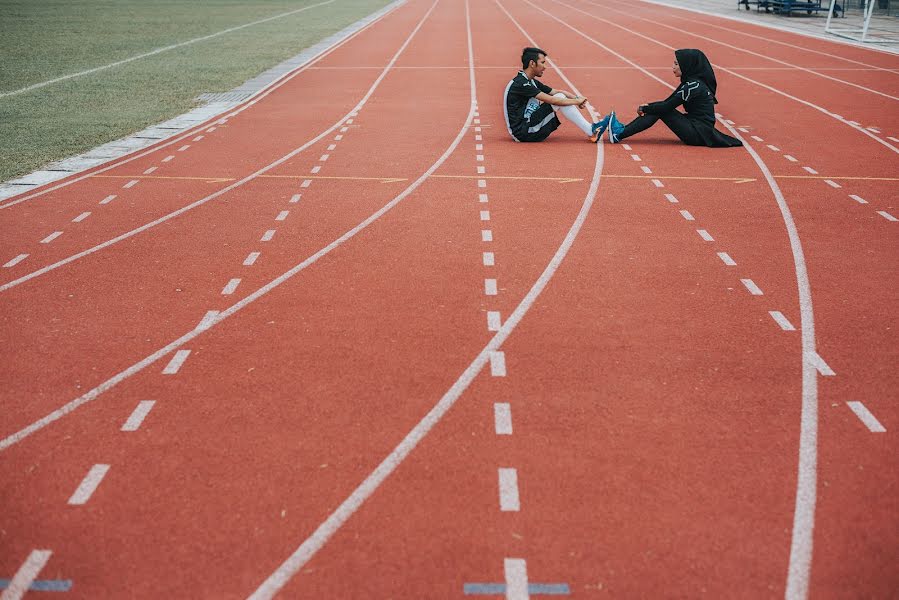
top-left (639, 85), bottom-right (686, 116)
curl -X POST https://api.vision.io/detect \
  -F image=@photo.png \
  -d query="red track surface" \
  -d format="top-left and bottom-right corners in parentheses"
top-left (1, 0), bottom-right (896, 597)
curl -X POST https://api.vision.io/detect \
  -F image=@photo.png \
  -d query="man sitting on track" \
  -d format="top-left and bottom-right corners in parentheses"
top-left (503, 47), bottom-right (605, 143)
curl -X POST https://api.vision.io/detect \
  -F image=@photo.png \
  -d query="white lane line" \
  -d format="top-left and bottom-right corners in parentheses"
top-left (717, 251), bottom-right (736, 266)
top-left (261, 230), bottom-right (276, 241)
top-left (494, 403), bottom-right (512, 435)
top-left (641, 165), bottom-right (652, 174)
top-left (809, 351), bottom-right (835, 376)
top-left (475, 127), bottom-right (482, 132)
top-left (3, 254), bottom-right (29, 268)
top-left (478, 179), bottom-right (487, 188)
top-left (740, 278), bottom-right (764, 295)
top-left (178, 145), bottom-right (190, 152)
top-left (487, 311), bottom-right (501, 331)
top-left (193, 135), bottom-right (205, 142)
top-left (162, 349), bottom-right (191, 374)
top-left (767, 144), bottom-right (780, 151)
top-left (301, 180), bottom-right (312, 188)
top-left (504, 558), bottom-right (529, 600)
top-left (784, 155), bottom-right (797, 162)
top-left (738, 127), bottom-right (749, 133)
top-left (846, 401), bottom-right (886, 432)
top-left (346, 119), bottom-right (354, 124)
top-left (476, 143), bottom-right (483, 150)
top-left (474, 119), bottom-right (481, 125)
top-left (751, 135), bottom-right (764, 142)
top-left (319, 154), bottom-right (329, 161)
top-left (243, 252), bottom-right (261, 266)
top-left (72, 211), bottom-right (91, 223)
top-left (123, 179), bottom-right (139, 189)
top-left (483, 252), bottom-right (495, 266)
top-left (848, 120), bottom-right (860, 126)
top-left (697, 229), bottom-right (714, 241)
top-left (100, 194), bottom-right (117, 204)
top-left (143, 166), bottom-right (158, 174)
top-left (40, 231), bottom-right (63, 244)
top-left (475, 134), bottom-right (482, 141)
top-left (290, 194), bottom-right (302, 203)
top-left (162, 155), bottom-right (174, 163)
top-left (482, 229), bottom-right (493, 242)
top-left (866, 127), bottom-right (879, 133)
top-left (622, 143), bottom-right (632, 150)
top-left (770, 310), bottom-right (796, 331)
top-left (334, 134), bottom-right (343, 141)
top-left (824, 179), bottom-right (841, 188)
top-left (1, 549), bottom-right (53, 600)
top-left (477, 166), bottom-right (486, 174)
top-left (803, 166), bottom-right (818, 174)
top-left (67, 464), bottom-right (111, 505)
top-left (340, 127), bottom-right (348, 133)
top-left (480, 210), bottom-right (490, 221)
top-left (877, 210), bottom-right (898, 222)
top-left (498, 468), bottom-right (520, 511)
top-left (123, 401), bottom-right (154, 433)
top-left (276, 210), bottom-right (290, 221)
top-left (664, 193), bottom-right (678, 203)
top-left (327, 144), bottom-right (337, 151)
top-left (651, 178), bottom-right (663, 187)
top-left (196, 310), bottom-right (220, 332)
top-left (311, 166), bottom-right (322, 174)
top-left (889, 136), bottom-right (899, 143)
top-left (221, 278), bottom-right (241, 295)
top-left (849, 194), bottom-right (868, 204)
top-left (479, 193), bottom-right (488, 203)
top-left (679, 209), bottom-right (695, 221)
top-left (631, 154), bottom-right (641, 161)
top-left (489, 351), bottom-right (507, 376)
top-left (485, 279), bottom-right (498, 295)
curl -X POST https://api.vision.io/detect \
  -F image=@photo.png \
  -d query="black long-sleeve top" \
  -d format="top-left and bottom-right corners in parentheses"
top-left (641, 79), bottom-right (717, 124)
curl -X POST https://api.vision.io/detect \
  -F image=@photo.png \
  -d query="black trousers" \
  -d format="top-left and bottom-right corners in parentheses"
top-left (619, 110), bottom-right (743, 148)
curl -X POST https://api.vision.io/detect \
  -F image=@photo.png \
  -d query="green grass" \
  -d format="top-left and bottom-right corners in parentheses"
top-left (0, 0), bottom-right (392, 182)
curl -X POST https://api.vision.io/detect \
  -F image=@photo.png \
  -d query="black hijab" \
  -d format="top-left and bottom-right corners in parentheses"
top-left (675, 49), bottom-right (717, 103)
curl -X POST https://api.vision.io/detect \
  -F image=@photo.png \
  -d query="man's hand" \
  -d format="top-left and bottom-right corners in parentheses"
top-left (577, 96), bottom-right (588, 109)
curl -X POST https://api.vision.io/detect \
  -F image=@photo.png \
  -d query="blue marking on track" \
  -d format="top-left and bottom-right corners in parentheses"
top-left (463, 582), bottom-right (570, 595)
top-left (0, 578), bottom-right (73, 591)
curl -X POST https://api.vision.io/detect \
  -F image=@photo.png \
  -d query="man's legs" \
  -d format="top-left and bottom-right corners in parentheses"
top-left (550, 93), bottom-right (594, 136)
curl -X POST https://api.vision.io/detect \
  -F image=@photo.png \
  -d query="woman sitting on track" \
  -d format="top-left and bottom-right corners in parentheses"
top-left (596, 49), bottom-right (742, 148)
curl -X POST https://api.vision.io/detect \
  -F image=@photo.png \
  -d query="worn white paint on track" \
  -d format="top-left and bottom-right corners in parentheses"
top-left (521, 1), bottom-right (823, 597)
top-left (246, 1), bottom-right (604, 595)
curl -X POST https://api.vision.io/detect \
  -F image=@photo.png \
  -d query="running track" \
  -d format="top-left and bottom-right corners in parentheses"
top-left (1, 0), bottom-right (896, 597)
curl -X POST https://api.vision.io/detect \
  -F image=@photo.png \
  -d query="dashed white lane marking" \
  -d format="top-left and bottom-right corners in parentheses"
top-left (651, 179), bottom-right (663, 188)
top-left (631, 154), bottom-right (641, 161)
top-left (489, 350), bottom-right (506, 376)
top-left (770, 310), bottom-right (796, 331)
top-left (100, 194), bottom-right (117, 204)
top-left (193, 135), bottom-right (204, 142)
top-left (504, 558), bottom-right (529, 600)
top-left (485, 279), bottom-right (498, 295)
top-left (487, 311), bottom-right (501, 331)
top-left (340, 127), bottom-right (348, 133)
top-left (162, 155), bottom-right (174, 163)
top-left (475, 127), bottom-right (482, 132)
top-left (717, 251), bottom-right (736, 266)
top-left (478, 179), bottom-right (487, 188)
top-left (475, 134), bottom-right (482, 141)
top-left (334, 134), bottom-right (343, 141)
top-left (196, 310), bottom-right (220, 332)
top-left (480, 210), bottom-right (490, 221)
top-left (824, 179), bottom-right (841, 188)
top-left (498, 468), bottom-right (520, 511)
top-left (697, 229), bottom-right (714, 241)
top-left (477, 166), bottom-right (486, 174)
top-left (474, 119), bottom-right (481, 124)
top-left (784, 155), bottom-right (797, 162)
top-left (866, 127), bottom-right (879, 133)
top-left (207, 126), bottom-right (216, 132)
top-left (740, 278), bottom-right (764, 295)
top-left (311, 166), bottom-right (321, 174)
top-left (738, 127), bottom-right (749, 133)
top-left (67, 464), bottom-right (111, 505)
top-left (809, 351), bottom-right (835, 376)
top-left (664, 193), bottom-right (678, 203)
top-left (162, 349), bottom-right (191, 374)
top-left (848, 120), bottom-right (860, 126)
top-left (72, 211), bottom-right (91, 223)
top-left (679, 209), bottom-right (694, 221)
top-left (276, 210), bottom-right (289, 221)
top-left (243, 252), bottom-right (261, 266)
top-left (178, 144), bottom-right (190, 152)
top-left (41, 231), bottom-right (63, 244)
top-left (3, 254), bottom-right (28, 268)
top-left (725, 119), bottom-right (735, 125)
top-left (290, 194), bottom-right (301, 204)
top-left (888, 136), bottom-right (899, 143)
top-left (622, 143), bottom-right (632, 150)
top-left (222, 278), bottom-right (241, 295)
top-left (483, 252), bottom-right (495, 266)
top-left (751, 135), bottom-right (764, 142)
top-left (123, 179), bottom-right (139, 189)
top-left (346, 119), bottom-right (354, 124)
top-left (479, 193), bottom-right (488, 203)
top-left (849, 194), bottom-right (868, 204)
top-left (301, 180), bottom-right (312, 188)
top-left (476, 144), bottom-right (483, 150)
top-left (846, 401), bottom-right (886, 432)
top-left (319, 154), bottom-right (329, 161)
top-left (1, 549), bottom-right (53, 600)
top-left (143, 166), bottom-right (158, 175)
top-left (327, 144), bottom-right (336, 151)
top-left (261, 230), bottom-right (276, 241)
top-left (482, 230), bottom-right (493, 242)
top-left (803, 166), bottom-right (818, 174)
top-left (641, 166), bottom-right (652, 174)
top-left (877, 210), bottom-right (898, 222)
top-left (767, 144), bottom-right (780, 152)
top-left (494, 403), bottom-right (512, 434)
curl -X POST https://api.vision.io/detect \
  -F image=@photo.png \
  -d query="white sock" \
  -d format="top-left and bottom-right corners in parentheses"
top-left (552, 93), bottom-right (593, 136)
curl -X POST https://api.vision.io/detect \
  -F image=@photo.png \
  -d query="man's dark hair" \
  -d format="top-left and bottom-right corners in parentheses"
top-left (521, 47), bottom-right (547, 70)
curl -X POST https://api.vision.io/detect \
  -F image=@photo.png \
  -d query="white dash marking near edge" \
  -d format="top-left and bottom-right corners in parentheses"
top-left (498, 468), bottom-right (520, 511)
top-left (243, 252), bottom-right (261, 266)
top-left (193, 135), bottom-right (204, 142)
top-left (72, 211), bottom-right (91, 223)
top-left (697, 229), bottom-right (714, 241)
top-left (664, 193), bottom-right (678, 203)
top-left (849, 194), bottom-right (868, 204)
top-left (784, 155), bottom-right (798, 162)
top-left (479, 193), bottom-right (488, 203)
top-left (123, 179), bottom-right (139, 189)
top-left (162, 349), bottom-right (191, 374)
top-left (100, 194), bottom-right (117, 204)
top-left (480, 210), bottom-right (490, 221)
top-left (290, 194), bottom-right (301, 204)
top-left (489, 350), bottom-right (506, 377)
top-left (504, 558), bottom-right (529, 600)
top-left (161, 155), bottom-right (174, 163)
top-left (340, 127), bottom-right (348, 133)
top-left (178, 144), bottom-right (190, 152)
top-left (143, 166), bottom-right (157, 175)
top-left (751, 135), bottom-right (764, 142)
top-left (738, 127), bottom-right (749, 133)
top-left (824, 179), bottom-right (841, 188)
top-left (41, 231), bottom-right (63, 244)
top-left (334, 134), bottom-right (343, 141)
top-left (641, 166), bottom-right (652, 174)
top-left (327, 144), bottom-right (336, 151)
top-left (487, 311), bottom-right (501, 332)
top-left (477, 166), bottom-right (486, 174)
top-left (346, 119), bottom-right (354, 125)
top-left (276, 210), bottom-right (289, 221)
top-left (301, 180), bottom-right (312, 188)
top-left (261, 230), bottom-right (276, 242)
top-left (630, 154), bottom-right (641, 161)
top-left (651, 179), bottom-right (663, 188)
top-left (888, 136), bottom-right (899, 143)
top-left (877, 210), bottom-right (898, 222)
top-left (494, 403), bottom-right (512, 435)
top-left (621, 143), bottom-right (632, 150)
top-left (310, 166), bottom-right (321, 174)
top-left (476, 143), bottom-right (483, 150)
top-left (319, 154), bottom-right (329, 162)
top-left (846, 401), bottom-right (886, 432)
top-left (483, 252), bottom-right (495, 266)
top-left (803, 166), bottom-right (818, 175)
top-left (485, 279), bottom-right (498, 296)
top-left (206, 126), bottom-right (216, 132)
top-left (767, 144), bottom-right (781, 152)
top-left (474, 127), bottom-right (482, 132)
top-left (680, 209), bottom-right (695, 221)
top-left (478, 179), bottom-right (487, 188)
top-left (740, 278), bottom-right (763, 295)
top-left (808, 351), bottom-right (835, 376)
top-left (770, 310), bottom-right (796, 331)
top-left (2, 549), bottom-right (53, 600)
top-left (481, 230), bottom-right (493, 242)
top-left (67, 464), bottom-right (111, 505)
top-left (717, 251), bottom-right (736, 266)
top-left (196, 310), bottom-right (219, 332)
top-left (3, 254), bottom-right (28, 268)
top-left (221, 278), bottom-right (241, 295)
top-left (475, 134), bottom-right (482, 141)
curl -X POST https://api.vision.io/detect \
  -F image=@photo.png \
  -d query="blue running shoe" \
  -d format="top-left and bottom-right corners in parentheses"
top-left (590, 114), bottom-right (611, 143)
top-left (608, 111), bottom-right (625, 143)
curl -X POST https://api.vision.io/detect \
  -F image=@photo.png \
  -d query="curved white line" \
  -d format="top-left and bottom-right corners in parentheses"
top-left (519, 1), bottom-right (820, 597)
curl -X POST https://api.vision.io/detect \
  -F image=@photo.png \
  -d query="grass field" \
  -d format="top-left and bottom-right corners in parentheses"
top-left (0, 0), bottom-right (392, 183)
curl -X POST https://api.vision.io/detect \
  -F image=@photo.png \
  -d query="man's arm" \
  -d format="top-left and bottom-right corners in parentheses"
top-left (535, 91), bottom-right (587, 107)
